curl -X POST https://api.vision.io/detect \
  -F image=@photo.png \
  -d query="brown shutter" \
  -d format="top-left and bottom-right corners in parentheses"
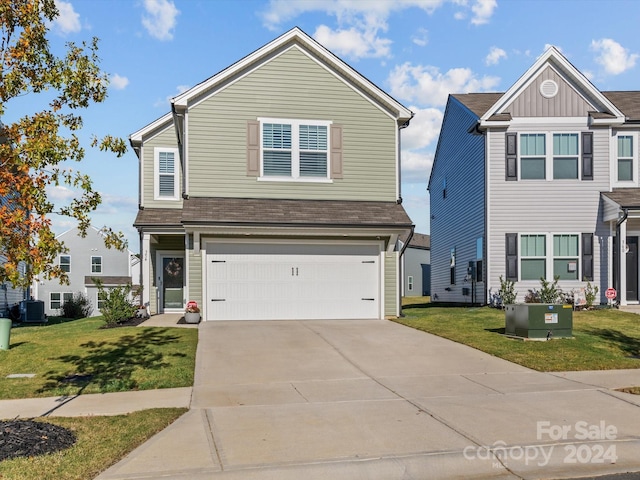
top-left (582, 132), bottom-right (593, 180)
top-left (247, 120), bottom-right (260, 177)
top-left (330, 124), bottom-right (343, 179)
top-left (582, 233), bottom-right (594, 281)
top-left (506, 132), bottom-right (517, 181)
top-left (506, 233), bottom-right (518, 281)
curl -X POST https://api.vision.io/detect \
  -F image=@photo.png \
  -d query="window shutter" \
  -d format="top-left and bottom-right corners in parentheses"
top-left (581, 132), bottom-right (593, 180)
top-left (330, 124), bottom-right (343, 179)
top-left (505, 132), bottom-right (517, 181)
top-left (247, 120), bottom-right (260, 177)
top-left (582, 233), bottom-right (594, 281)
top-left (506, 233), bottom-right (518, 281)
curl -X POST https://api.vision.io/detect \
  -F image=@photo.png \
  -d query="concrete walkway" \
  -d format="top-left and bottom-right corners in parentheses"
top-left (2, 318), bottom-right (640, 479)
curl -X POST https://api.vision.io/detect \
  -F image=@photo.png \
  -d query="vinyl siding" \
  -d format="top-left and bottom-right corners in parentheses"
top-left (187, 238), bottom-right (202, 309)
top-left (141, 124), bottom-right (182, 209)
top-left (430, 97), bottom-right (486, 303)
top-left (186, 46), bottom-right (397, 201)
top-left (487, 125), bottom-right (610, 302)
top-left (505, 66), bottom-right (594, 117)
top-left (0, 255), bottom-right (25, 316)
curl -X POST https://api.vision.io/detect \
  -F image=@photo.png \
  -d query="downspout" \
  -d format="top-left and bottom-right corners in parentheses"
top-left (171, 103), bottom-right (187, 199)
top-left (398, 225), bottom-right (415, 316)
top-left (615, 207), bottom-right (628, 299)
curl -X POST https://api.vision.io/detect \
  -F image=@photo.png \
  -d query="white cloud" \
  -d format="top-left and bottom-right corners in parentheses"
top-left (402, 107), bottom-right (443, 151)
top-left (47, 185), bottom-right (76, 202)
top-left (412, 28), bottom-right (428, 47)
top-left (590, 38), bottom-right (638, 75)
top-left (52, 0), bottom-right (81, 34)
top-left (470, 0), bottom-right (497, 25)
top-left (110, 74), bottom-right (129, 90)
top-left (141, 0), bottom-right (180, 41)
top-left (261, 0), bottom-right (492, 60)
top-left (154, 84), bottom-right (190, 108)
top-left (401, 149), bottom-right (434, 183)
top-left (314, 24), bottom-right (392, 59)
top-left (485, 46), bottom-right (506, 66)
top-left (388, 62), bottom-right (500, 107)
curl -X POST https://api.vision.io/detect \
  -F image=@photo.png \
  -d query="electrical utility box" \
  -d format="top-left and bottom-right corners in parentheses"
top-left (505, 304), bottom-right (572, 339)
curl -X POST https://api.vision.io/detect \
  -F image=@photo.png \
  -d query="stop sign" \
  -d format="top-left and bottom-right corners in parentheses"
top-left (605, 288), bottom-right (617, 300)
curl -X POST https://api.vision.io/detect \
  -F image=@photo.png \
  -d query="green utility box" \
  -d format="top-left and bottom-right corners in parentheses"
top-left (505, 304), bottom-right (573, 339)
top-left (0, 317), bottom-right (11, 350)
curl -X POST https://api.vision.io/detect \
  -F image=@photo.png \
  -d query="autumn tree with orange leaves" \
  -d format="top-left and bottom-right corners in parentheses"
top-left (0, 0), bottom-right (127, 289)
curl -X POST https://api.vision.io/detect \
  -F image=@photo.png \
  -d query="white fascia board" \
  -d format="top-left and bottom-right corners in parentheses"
top-left (602, 195), bottom-right (622, 222)
top-left (129, 112), bottom-right (174, 144)
top-left (480, 46), bottom-right (625, 123)
top-left (591, 117), bottom-right (626, 126)
top-left (171, 27), bottom-right (412, 123)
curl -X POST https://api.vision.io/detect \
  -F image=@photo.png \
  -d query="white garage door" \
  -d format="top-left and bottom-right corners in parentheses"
top-left (205, 243), bottom-right (380, 320)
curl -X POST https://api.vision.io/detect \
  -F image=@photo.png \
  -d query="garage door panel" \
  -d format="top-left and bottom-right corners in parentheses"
top-left (206, 245), bottom-right (381, 321)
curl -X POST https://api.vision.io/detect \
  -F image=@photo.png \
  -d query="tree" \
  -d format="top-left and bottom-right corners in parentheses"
top-left (0, 0), bottom-right (127, 289)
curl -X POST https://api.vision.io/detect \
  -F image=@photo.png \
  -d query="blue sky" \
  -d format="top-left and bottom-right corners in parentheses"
top-left (8, 0), bottom-right (640, 250)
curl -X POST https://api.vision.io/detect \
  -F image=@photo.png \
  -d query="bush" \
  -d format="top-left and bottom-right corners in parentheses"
top-left (93, 279), bottom-right (137, 326)
top-left (539, 276), bottom-right (562, 304)
top-left (585, 281), bottom-right (599, 308)
top-left (498, 275), bottom-right (517, 306)
top-left (60, 292), bottom-right (93, 319)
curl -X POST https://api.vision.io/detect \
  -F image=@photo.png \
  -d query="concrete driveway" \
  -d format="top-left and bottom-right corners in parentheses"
top-left (98, 319), bottom-right (640, 480)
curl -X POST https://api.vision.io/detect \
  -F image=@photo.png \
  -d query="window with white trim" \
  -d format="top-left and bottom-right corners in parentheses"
top-left (91, 256), bottom-right (102, 274)
top-left (520, 234), bottom-right (546, 280)
top-left (617, 135), bottom-right (634, 182)
top-left (553, 234), bottom-right (579, 280)
top-left (60, 255), bottom-right (71, 273)
top-left (154, 147), bottom-right (180, 200)
top-left (519, 132), bottom-right (581, 180)
top-left (97, 290), bottom-right (107, 310)
top-left (50, 292), bottom-right (73, 310)
top-left (408, 276), bottom-right (414, 292)
top-left (260, 118), bottom-right (330, 180)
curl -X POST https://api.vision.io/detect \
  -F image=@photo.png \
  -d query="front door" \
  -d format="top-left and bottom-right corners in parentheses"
top-left (626, 237), bottom-right (638, 302)
top-left (159, 255), bottom-right (184, 312)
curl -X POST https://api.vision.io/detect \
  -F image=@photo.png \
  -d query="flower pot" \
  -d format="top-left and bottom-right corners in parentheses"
top-left (184, 312), bottom-right (201, 324)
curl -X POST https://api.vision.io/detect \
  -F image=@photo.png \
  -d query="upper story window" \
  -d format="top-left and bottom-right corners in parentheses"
top-left (91, 256), bottom-right (102, 274)
top-left (553, 134), bottom-right (578, 179)
top-left (617, 135), bottom-right (634, 182)
top-left (60, 255), bottom-right (71, 273)
top-left (154, 148), bottom-right (180, 200)
top-left (260, 118), bottom-right (331, 180)
top-left (509, 132), bottom-right (587, 181)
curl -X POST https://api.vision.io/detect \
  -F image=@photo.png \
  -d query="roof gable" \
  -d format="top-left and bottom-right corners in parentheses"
top-left (480, 46), bottom-right (624, 125)
top-left (171, 27), bottom-right (412, 123)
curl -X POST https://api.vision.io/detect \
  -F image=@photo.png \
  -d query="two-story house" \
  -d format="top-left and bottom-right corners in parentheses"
top-left (430, 46), bottom-right (640, 306)
top-left (34, 226), bottom-right (139, 317)
top-left (130, 28), bottom-right (414, 321)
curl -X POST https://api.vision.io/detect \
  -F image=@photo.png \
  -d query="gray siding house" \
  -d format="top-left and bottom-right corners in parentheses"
top-left (130, 28), bottom-right (414, 321)
top-left (34, 226), bottom-right (139, 317)
top-left (430, 46), bottom-right (640, 306)
top-left (401, 233), bottom-right (430, 297)
top-left (0, 193), bottom-right (27, 317)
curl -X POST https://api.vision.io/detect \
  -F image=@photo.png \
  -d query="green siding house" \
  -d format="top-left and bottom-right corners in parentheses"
top-left (130, 28), bottom-right (414, 321)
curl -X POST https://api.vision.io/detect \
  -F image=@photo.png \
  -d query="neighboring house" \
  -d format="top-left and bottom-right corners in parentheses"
top-left (130, 27), bottom-right (414, 321)
top-left (34, 226), bottom-right (139, 317)
top-left (430, 46), bottom-right (640, 306)
top-left (401, 233), bottom-right (431, 297)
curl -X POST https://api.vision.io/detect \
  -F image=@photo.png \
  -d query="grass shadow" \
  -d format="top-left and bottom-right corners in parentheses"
top-left (38, 328), bottom-right (185, 394)
top-left (485, 327), bottom-right (506, 335)
top-left (583, 327), bottom-right (640, 358)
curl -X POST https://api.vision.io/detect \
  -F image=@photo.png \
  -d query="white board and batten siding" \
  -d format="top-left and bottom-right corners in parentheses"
top-left (203, 242), bottom-right (384, 321)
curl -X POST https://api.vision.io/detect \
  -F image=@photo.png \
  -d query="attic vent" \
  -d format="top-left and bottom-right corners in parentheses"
top-left (540, 80), bottom-right (558, 98)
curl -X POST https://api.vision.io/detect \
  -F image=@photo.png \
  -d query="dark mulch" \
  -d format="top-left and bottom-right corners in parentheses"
top-left (0, 419), bottom-right (76, 461)
top-left (99, 316), bottom-right (148, 329)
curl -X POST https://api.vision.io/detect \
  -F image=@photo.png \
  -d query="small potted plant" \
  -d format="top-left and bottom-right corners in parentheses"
top-left (184, 303), bottom-right (201, 324)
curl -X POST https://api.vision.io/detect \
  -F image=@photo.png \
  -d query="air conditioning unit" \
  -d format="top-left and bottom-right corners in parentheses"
top-left (20, 300), bottom-right (46, 323)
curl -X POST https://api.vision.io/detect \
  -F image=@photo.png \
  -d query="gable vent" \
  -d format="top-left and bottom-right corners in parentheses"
top-left (540, 79), bottom-right (558, 98)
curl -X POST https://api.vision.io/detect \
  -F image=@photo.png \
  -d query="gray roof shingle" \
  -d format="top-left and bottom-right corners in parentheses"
top-left (602, 189), bottom-right (640, 209)
top-left (134, 198), bottom-right (413, 229)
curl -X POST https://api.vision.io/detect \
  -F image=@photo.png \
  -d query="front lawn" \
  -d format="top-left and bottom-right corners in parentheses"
top-left (0, 408), bottom-right (186, 480)
top-left (0, 317), bottom-right (197, 399)
top-left (396, 301), bottom-right (640, 371)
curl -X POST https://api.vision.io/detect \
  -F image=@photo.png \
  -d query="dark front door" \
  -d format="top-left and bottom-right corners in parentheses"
top-left (627, 237), bottom-right (638, 302)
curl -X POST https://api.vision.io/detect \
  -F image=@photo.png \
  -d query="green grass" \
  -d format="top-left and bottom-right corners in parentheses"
top-left (396, 301), bottom-right (640, 371)
top-left (0, 317), bottom-right (198, 399)
top-left (0, 408), bottom-right (187, 480)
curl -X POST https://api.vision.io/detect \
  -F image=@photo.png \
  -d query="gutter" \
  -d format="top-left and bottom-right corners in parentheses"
top-left (398, 224), bottom-right (415, 317)
top-left (170, 102), bottom-right (187, 199)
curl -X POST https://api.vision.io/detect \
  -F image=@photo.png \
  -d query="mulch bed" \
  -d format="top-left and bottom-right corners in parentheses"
top-left (99, 316), bottom-right (148, 329)
top-left (0, 419), bottom-right (76, 461)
